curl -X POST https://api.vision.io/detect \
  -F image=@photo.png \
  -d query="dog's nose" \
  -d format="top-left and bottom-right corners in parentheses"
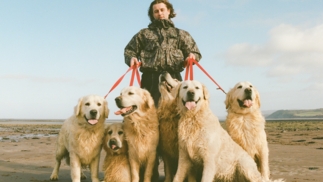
top-left (115, 97), bottom-right (122, 105)
top-left (187, 91), bottom-right (195, 98)
top-left (90, 109), bottom-right (97, 116)
top-left (115, 97), bottom-right (121, 102)
top-left (109, 138), bottom-right (117, 146)
top-left (245, 88), bottom-right (252, 94)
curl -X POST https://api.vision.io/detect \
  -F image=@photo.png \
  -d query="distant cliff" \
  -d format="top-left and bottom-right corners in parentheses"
top-left (266, 108), bottom-right (323, 119)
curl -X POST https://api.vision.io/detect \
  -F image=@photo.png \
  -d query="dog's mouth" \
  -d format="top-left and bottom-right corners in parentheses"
top-left (182, 98), bottom-right (201, 110)
top-left (84, 116), bottom-right (99, 125)
top-left (237, 96), bottom-right (253, 108)
top-left (114, 105), bottom-right (137, 116)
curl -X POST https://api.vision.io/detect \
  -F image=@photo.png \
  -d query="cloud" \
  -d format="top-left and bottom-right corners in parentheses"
top-left (221, 23), bottom-right (323, 84)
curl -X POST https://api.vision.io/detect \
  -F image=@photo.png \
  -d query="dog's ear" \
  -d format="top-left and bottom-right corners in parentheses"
top-left (142, 89), bottom-right (155, 110)
top-left (104, 99), bottom-right (110, 118)
top-left (225, 88), bottom-right (233, 109)
top-left (202, 84), bottom-right (209, 100)
top-left (254, 88), bottom-right (261, 108)
top-left (74, 97), bottom-right (83, 116)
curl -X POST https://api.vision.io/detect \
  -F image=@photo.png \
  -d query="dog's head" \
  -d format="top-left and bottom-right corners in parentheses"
top-left (74, 95), bottom-right (109, 125)
top-left (103, 123), bottom-right (127, 155)
top-left (114, 86), bottom-right (155, 117)
top-left (158, 71), bottom-right (180, 101)
top-left (174, 80), bottom-right (209, 112)
top-left (225, 81), bottom-right (261, 113)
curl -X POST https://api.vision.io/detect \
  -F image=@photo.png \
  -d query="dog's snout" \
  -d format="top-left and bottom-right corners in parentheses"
top-left (90, 109), bottom-right (97, 116)
top-left (245, 88), bottom-right (252, 94)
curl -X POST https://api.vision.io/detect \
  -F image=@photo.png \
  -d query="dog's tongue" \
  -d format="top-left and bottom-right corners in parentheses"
top-left (114, 106), bottom-right (132, 115)
top-left (243, 99), bottom-right (253, 108)
top-left (185, 101), bottom-right (196, 110)
top-left (88, 119), bottom-right (98, 125)
top-left (111, 144), bottom-right (117, 150)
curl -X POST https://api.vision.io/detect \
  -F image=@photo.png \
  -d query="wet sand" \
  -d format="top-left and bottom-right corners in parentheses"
top-left (0, 120), bottom-right (322, 182)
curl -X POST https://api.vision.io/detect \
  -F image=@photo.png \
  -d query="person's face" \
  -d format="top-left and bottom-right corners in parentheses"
top-left (152, 3), bottom-right (170, 20)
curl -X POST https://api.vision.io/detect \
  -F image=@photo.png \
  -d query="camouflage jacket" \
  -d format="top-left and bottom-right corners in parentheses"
top-left (124, 19), bottom-right (202, 73)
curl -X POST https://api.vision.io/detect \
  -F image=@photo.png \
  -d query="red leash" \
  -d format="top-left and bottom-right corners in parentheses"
top-left (104, 63), bottom-right (141, 99)
top-left (184, 58), bottom-right (226, 94)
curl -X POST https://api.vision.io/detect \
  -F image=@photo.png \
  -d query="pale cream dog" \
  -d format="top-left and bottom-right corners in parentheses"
top-left (225, 81), bottom-right (270, 180)
top-left (50, 95), bottom-right (109, 182)
top-left (102, 123), bottom-right (131, 182)
top-left (173, 80), bottom-right (281, 182)
top-left (158, 72), bottom-right (193, 182)
top-left (114, 86), bottom-right (159, 182)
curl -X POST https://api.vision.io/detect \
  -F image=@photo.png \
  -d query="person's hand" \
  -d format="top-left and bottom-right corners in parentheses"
top-left (183, 53), bottom-right (196, 67)
top-left (130, 57), bottom-right (139, 67)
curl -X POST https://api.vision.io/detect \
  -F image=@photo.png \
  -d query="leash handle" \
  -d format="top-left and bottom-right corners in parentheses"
top-left (184, 58), bottom-right (226, 94)
top-left (104, 63), bottom-right (141, 99)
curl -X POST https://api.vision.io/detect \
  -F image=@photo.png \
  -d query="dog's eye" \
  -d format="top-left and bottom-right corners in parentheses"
top-left (195, 86), bottom-right (199, 89)
top-left (108, 130), bottom-right (112, 135)
top-left (237, 86), bottom-right (242, 89)
top-left (249, 85), bottom-right (253, 88)
top-left (85, 103), bottom-right (90, 106)
top-left (118, 131), bottom-right (123, 135)
top-left (97, 103), bottom-right (101, 106)
top-left (183, 86), bottom-right (188, 89)
top-left (128, 92), bottom-right (134, 95)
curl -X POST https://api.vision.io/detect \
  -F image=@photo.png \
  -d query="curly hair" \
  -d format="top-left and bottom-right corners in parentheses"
top-left (148, 0), bottom-right (176, 22)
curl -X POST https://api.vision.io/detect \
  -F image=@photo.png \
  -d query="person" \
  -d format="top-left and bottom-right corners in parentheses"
top-left (124, 0), bottom-right (202, 107)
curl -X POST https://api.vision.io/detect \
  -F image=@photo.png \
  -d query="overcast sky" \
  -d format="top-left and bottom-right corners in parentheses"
top-left (1, 0), bottom-right (322, 120)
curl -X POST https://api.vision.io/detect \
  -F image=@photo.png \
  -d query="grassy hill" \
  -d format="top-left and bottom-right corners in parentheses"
top-left (266, 108), bottom-right (323, 119)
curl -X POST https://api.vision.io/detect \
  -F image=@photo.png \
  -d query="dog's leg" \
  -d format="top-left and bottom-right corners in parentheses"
top-left (144, 150), bottom-right (157, 182)
top-left (49, 158), bottom-right (61, 181)
top-left (70, 153), bottom-right (82, 182)
top-left (238, 154), bottom-right (263, 182)
top-left (201, 155), bottom-right (216, 182)
top-left (162, 155), bottom-right (173, 182)
top-left (89, 154), bottom-right (101, 182)
top-left (173, 149), bottom-right (192, 182)
top-left (49, 144), bottom-right (68, 180)
top-left (129, 157), bottom-right (140, 182)
top-left (258, 146), bottom-right (270, 181)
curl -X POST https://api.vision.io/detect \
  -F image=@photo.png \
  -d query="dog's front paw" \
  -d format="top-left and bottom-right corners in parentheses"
top-left (49, 173), bottom-right (58, 181)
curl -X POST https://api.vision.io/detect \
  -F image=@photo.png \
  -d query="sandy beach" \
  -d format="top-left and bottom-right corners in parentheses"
top-left (0, 120), bottom-right (322, 182)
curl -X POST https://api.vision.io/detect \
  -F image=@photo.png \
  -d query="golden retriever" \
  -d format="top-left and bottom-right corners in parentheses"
top-left (157, 72), bottom-right (182, 182)
top-left (225, 81), bottom-right (270, 180)
top-left (114, 86), bottom-right (159, 182)
top-left (173, 80), bottom-right (283, 182)
top-left (50, 95), bottom-right (109, 182)
top-left (102, 123), bottom-right (131, 182)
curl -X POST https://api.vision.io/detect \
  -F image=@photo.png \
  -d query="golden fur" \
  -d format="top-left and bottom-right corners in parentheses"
top-left (102, 123), bottom-right (131, 182)
top-left (157, 72), bottom-right (182, 182)
top-left (225, 81), bottom-right (270, 180)
top-left (115, 86), bottom-right (159, 182)
top-left (50, 95), bottom-right (109, 182)
top-left (173, 80), bottom-right (271, 182)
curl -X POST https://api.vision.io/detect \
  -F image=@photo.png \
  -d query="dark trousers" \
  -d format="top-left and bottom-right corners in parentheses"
top-left (141, 71), bottom-right (182, 107)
